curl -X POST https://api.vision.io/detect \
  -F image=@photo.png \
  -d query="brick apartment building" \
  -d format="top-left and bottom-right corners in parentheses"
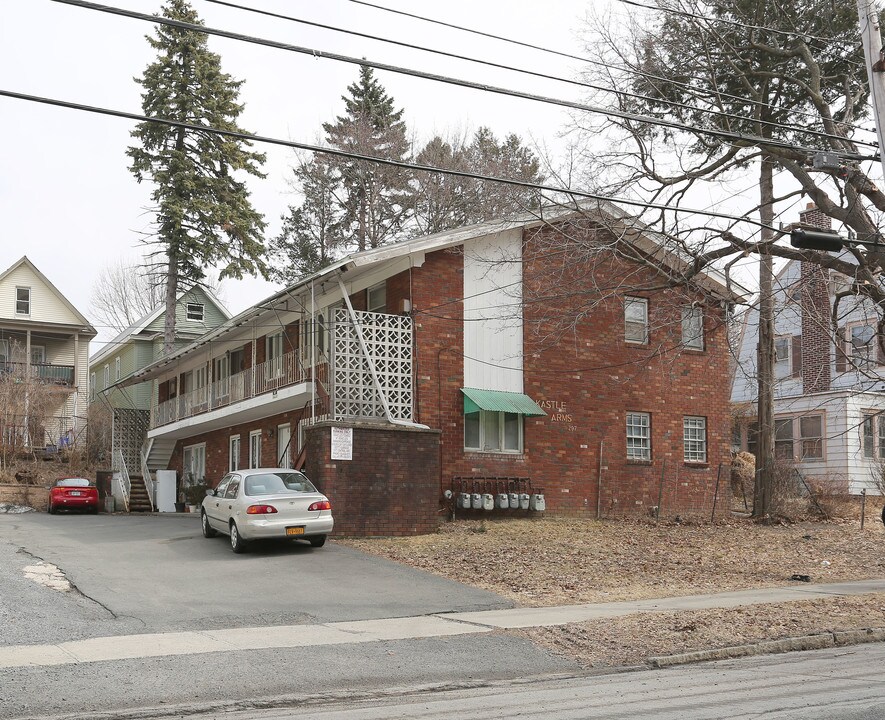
top-left (123, 203), bottom-right (743, 534)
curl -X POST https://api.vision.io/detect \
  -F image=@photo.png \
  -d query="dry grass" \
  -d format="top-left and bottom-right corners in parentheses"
top-left (340, 513), bottom-right (885, 606)
top-left (340, 511), bottom-right (885, 666)
top-left (519, 594), bottom-right (885, 668)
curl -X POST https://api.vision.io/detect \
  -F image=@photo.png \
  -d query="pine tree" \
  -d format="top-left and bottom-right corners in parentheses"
top-left (127, 0), bottom-right (266, 353)
top-left (322, 65), bottom-right (411, 252)
top-left (268, 156), bottom-right (341, 283)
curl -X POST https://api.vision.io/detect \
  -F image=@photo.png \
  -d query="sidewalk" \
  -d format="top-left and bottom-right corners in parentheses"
top-left (4, 578), bottom-right (885, 669)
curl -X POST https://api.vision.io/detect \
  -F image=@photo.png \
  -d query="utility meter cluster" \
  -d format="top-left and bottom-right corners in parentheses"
top-left (449, 477), bottom-right (545, 514)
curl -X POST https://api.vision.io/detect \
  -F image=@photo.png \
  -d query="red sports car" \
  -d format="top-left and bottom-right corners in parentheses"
top-left (48, 477), bottom-right (99, 514)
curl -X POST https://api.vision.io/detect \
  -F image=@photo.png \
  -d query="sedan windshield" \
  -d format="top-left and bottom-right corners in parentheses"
top-left (244, 472), bottom-right (317, 496)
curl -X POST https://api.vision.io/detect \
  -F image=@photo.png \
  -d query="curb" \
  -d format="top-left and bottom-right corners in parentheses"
top-left (648, 627), bottom-right (885, 668)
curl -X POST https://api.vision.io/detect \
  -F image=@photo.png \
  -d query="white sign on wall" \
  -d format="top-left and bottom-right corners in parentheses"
top-left (330, 427), bottom-right (353, 461)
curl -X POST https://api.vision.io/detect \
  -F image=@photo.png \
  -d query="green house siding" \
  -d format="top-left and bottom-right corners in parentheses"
top-left (90, 288), bottom-right (228, 410)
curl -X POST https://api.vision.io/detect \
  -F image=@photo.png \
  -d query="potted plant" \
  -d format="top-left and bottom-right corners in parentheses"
top-left (184, 481), bottom-right (208, 513)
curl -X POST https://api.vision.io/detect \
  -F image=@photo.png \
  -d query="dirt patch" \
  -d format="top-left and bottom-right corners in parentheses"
top-left (339, 514), bottom-right (885, 606)
top-left (519, 594), bottom-right (885, 668)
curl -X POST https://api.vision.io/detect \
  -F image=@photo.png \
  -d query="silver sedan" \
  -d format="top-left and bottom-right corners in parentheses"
top-left (200, 469), bottom-right (333, 553)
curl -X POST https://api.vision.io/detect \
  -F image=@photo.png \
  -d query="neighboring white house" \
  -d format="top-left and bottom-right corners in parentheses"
top-left (731, 205), bottom-right (885, 494)
top-left (0, 256), bottom-right (97, 447)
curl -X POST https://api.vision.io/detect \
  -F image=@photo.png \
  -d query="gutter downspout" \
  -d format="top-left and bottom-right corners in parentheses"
top-left (337, 276), bottom-right (427, 429)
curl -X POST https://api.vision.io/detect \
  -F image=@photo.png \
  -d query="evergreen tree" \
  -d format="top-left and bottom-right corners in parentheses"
top-left (268, 156), bottom-right (342, 283)
top-left (412, 128), bottom-right (543, 235)
top-left (127, 0), bottom-right (266, 353)
top-left (323, 65), bottom-right (411, 252)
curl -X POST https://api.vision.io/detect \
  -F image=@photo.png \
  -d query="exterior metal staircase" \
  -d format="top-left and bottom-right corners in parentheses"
top-left (143, 437), bottom-right (175, 470)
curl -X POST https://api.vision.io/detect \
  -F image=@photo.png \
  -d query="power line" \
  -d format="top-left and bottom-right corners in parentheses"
top-left (614, 0), bottom-right (856, 46)
top-left (345, 0), bottom-right (876, 136)
top-left (201, 0), bottom-right (875, 150)
top-left (50, 0), bottom-right (878, 162)
top-left (1, 87), bottom-right (793, 233)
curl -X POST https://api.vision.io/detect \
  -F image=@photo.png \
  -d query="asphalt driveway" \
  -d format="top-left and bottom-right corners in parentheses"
top-left (0, 512), bottom-right (511, 642)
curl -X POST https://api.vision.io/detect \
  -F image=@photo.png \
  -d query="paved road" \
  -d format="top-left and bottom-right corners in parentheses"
top-left (176, 643), bottom-right (885, 720)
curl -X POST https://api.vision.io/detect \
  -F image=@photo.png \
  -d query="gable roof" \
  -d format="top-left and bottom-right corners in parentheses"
top-left (123, 202), bottom-right (750, 387)
top-left (89, 286), bottom-right (230, 366)
top-left (0, 256), bottom-right (96, 335)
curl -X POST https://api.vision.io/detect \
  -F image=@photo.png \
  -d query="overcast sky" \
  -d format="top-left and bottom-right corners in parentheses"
top-left (1, 0), bottom-right (605, 351)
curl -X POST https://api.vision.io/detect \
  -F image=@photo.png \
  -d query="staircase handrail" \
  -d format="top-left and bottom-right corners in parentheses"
top-left (140, 445), bottom-right (155, 512)
top-left (114, 449), bottom-right (131, 512)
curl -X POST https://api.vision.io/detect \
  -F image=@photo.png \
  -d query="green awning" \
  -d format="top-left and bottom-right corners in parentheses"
top-left (461, 388), bottom-right (546, 417)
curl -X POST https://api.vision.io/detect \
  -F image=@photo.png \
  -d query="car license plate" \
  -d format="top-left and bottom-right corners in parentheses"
top-left (70, 491), bottom-right (82, 496)
top-left (286, 526), bottom-right (305, 536)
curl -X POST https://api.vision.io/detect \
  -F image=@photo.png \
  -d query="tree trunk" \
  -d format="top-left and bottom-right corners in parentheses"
top-left (163, 249), bottom-right (179, 356)
top-left (754, 156), bottom-right (776, 518)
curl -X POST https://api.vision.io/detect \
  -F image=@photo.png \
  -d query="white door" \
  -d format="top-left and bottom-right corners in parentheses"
top-left (277, 424), bottom-right (292, 468)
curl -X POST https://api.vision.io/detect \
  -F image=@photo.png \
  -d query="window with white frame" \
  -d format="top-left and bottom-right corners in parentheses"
top-left (681, 306), bottom-right (704, 350)
top-left (30, 346), bottom-right (44, 365)
top-left (626, 412), bottom-right (651, 460)
top-left (862, 412), bottom-right (885, 458)
top-left (367, 283), bottom-right (386, 313)
top-left (464, 411), bottom-right (522, 453)
top-left (114, 357), bottom-right (121, 381)
top-left (229, 434), bottom-right (241, 472)
top-left (90, 372), bottom-right (96, 401)
top-left (848, 324), bottom-right (876, 368)
top-left (15, 287), bottom-right (30, 315)
top-left (774, 336), bottom-right (791, 365)
top-left (183, 443), bottom-right (206, 484)
top-left (103, 364), bottom-right (109, 390)
top-left (799, 415), bottom-right (823, 459)
top-left (0, 339), bottom-right (7, 365)
top-left (683, 416), bottom-right (707, 463)
top-left (249, 430), bottom-right (261, 468)
top-left (624, 297), bottom-right (648, 344)
top-left (186, 303), bottom-right (205, 322)
top-left (266, 332), bottom-right (284, 379)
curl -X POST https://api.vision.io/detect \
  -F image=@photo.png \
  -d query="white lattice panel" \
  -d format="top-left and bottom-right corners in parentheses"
top-left (332, 308), bottom-right (413, 421)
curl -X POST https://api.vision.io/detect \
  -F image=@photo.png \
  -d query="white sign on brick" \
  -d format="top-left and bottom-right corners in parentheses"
top-left (330, 426), bottom-right (353, 461)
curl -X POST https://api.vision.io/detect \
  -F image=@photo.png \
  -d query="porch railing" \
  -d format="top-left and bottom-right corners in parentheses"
top-left (152, 351), bottom-right (326, 428)
top-left (0, 361), bottom-right (75, 386)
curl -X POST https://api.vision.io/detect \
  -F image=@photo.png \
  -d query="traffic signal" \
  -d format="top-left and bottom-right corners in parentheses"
top-left (790, 228), bottom-right (844, 252)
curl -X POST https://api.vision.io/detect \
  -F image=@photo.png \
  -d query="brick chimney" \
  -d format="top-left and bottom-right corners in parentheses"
top-left (798, 203), bottom-right (832, 394)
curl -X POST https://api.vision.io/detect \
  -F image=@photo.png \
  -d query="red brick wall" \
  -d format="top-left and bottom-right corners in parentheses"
top-left (304, 421), bottom-right (441, 536)
top-left (408, 224), bottom-right (732, 519)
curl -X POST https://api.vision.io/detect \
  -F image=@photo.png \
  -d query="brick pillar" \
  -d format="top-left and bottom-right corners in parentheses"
top-left (798, 204), bottom-right (832, 394)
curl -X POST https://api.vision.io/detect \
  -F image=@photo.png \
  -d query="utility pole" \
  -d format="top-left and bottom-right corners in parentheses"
top-left (754, 156), bottom-right (776, 518)
top-left (858, 0), bottom-right (885, 182)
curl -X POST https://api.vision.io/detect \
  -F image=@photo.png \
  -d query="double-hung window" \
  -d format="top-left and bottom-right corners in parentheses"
top-left (799, 416), bottom-right (823, 460)
top-left (681, 307), bottom-right (704, 350)
top-left (464, 411), bottom-right (522, 453)
top-left (114, 357), bottom-right (121, 381)
top-left (15, 287), bottom-right (30, 315)
top-left (266, 332), bottom-right (284, 380)
top-left (367, 283), bottom-right (386, 313)
top-left (774, 336), bottom-right (791, 366)
top-left (683, 416), bottom-right (707, 463)
top-left (626, 412), bottom-right (651, 460)
top-left (249, 430), bottom-right (261, 468)
top-left (849, 324), bottom-right (876, 368)
top-left (624, 297), bottom-right (648, 344)
top-left (186, 303), bottom-right (205, 322)
top-left (229, 435), bottom-right (241, 472)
